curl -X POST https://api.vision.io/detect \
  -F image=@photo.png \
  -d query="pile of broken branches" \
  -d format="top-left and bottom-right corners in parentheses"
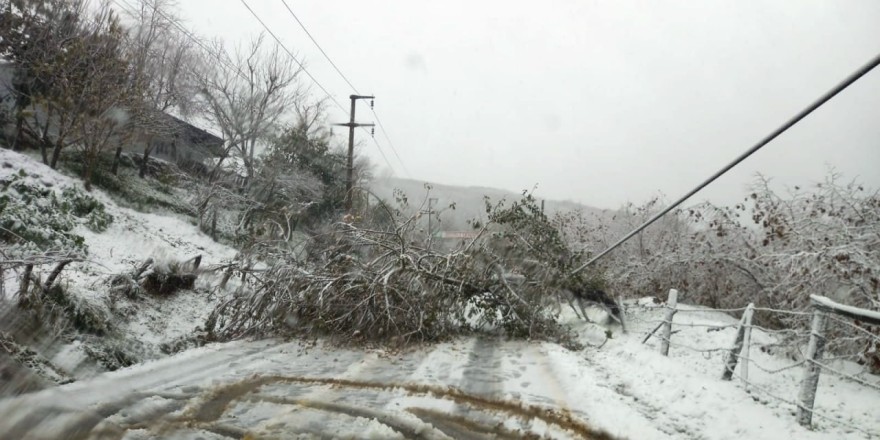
top-left (207, 193), bottom-right (601, 348)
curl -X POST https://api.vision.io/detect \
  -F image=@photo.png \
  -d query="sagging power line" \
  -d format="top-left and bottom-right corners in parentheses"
top-left (572, 50), bottom-right (880, 275)
top-left (238, 0), bottom-right (344, 114)
top-left (240, 0), bottom-right (398, 176)
top-left (278, 0), bottom-right (411, 177)
top-left (114, 0), bottom-right (357, 182)
top-left (280, 0), bottom-right (358, 94)
top-left (241, 0), bottom-right (394, 177)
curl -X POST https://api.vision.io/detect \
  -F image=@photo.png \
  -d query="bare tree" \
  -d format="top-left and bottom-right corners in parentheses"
top-left (70, 3), bottom-right (139, 190)
top-left (188, 103), bottom-right (336, 246)
top-left (117, 0), bottom-right (199, 177)
top-left (1, 0), bottom-right (140, 186)
top-left (195, 34), bottom-right (302, 186)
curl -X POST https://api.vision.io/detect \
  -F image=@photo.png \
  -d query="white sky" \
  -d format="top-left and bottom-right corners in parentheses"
top-left (171, 0), bottom-right (880, 209)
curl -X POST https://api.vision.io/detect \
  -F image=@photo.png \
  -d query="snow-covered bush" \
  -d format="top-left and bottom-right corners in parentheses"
top-left (141, 265), bottom-right (196, 296)
top-left (58, 187), bottom-right (113, 233)
top-left (0, 172), bottom-right (85, 252)
top-left (0, 171), bottom-right (113, 248)
top-left (79, 337), bottom-right (139, 371)
top-left (0, 168), bottom-right (116, 336)
top-left (31, 284), bottom-right (112, 335)
top-left (565, 171), bottom-right (879, 357)
top-left (108, 254), bottom-right (199, 300)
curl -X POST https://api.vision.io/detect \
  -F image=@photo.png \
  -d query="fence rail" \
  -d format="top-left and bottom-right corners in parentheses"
top-left (797, 295), bottom-right (880, 427)
top-left (640, 289), bottom-right (880, 434)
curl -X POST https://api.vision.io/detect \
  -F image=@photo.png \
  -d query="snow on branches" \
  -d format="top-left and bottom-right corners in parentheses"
top-left (562, 171), bottom-right (879, 359)
top-left (206, 192), bottom-right (608, 348)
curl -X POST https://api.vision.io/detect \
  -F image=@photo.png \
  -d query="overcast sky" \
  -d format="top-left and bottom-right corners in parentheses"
top-left (173, 0), bottom-right (880, 209)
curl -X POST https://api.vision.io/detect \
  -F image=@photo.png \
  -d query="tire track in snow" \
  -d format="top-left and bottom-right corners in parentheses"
top-left (0, 339), bottom-right (619, 439)
top-left (454, 335), bottom-right (506, 433)
top-left (459, 337), bottom-right (505, 398)
top-left (381, 338), bottom-right (476, 414)
top-left (579, 349), bottom-right (698, 439)
top-left (0, 340), bottom-right (358, 439)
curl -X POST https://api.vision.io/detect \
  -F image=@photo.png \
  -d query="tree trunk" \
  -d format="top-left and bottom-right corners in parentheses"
top-left (18, 264), bottom-right (34, 301)
top-left (39, 141), bottom-right (49, 165)
top-left (211, 209), bottom-right (218, 241)
top-left (38, 121), bottom-right (54, 165)
top-left (43, 260), bottom-right (73, 291)
top-left (83, 156), bottom-right (94, 191)
top-left (12, 117), bottom-right (25, 152)
top-left (50, 142), bottom-right (64, 169)
top-left (219, 265), bottom-right (234, 290)
top-left (111, 145), bottom-right (123, 175)
top-left (139, 141), bottom-right (153, 178)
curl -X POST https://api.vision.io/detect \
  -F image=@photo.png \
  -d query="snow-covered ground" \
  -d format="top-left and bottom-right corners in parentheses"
top-left (2, 149), bottom-right (877, 439)
top-left (0, 302), bottom-right (876, 439)
top-left (1, 148), bottom-right (238, 371)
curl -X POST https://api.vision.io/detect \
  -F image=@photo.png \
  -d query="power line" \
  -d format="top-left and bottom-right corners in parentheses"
top-left (113, 0), bottom-right (249, 82)
top-left (370, 109), bottom-right (412, 178)
top-left (279, 0), bottom-right (359, 94)
top-left (368, 135), bottom-right (395, 174)
top-left (112, 0), bottom-right (349, 172)
top-left (277, 1), bottom-right (410, 177)
top-left (118, 0), bottom-right (397, 180)
top-left (238, 0), bottom-right (346, 116)
top-left (240, 0), bottom-right (397, 175)
top-left (573, 51), bottom-right (880, 275)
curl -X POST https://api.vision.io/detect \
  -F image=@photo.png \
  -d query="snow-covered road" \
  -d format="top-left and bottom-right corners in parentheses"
top-left (0, 337), bottom-right (615, 439)
top-left (0, 304), bottom-right (876, 439)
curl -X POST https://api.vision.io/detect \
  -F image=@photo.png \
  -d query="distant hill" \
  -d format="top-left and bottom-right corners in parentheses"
top-left (369, 177), bottom-right (612, 233)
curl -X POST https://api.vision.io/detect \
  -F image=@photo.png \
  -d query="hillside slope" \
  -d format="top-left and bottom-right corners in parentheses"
top-left (370, 176), bottom-right (613, 232)
top-left (0, 149), bottom-right (238, 387)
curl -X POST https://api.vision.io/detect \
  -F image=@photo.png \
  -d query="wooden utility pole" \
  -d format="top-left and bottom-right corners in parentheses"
top-left (334, 95), bottom-right (375, 212)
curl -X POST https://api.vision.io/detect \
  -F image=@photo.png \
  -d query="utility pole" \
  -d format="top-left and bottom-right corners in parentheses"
top-left (334, 95), bottom-right (375, 213)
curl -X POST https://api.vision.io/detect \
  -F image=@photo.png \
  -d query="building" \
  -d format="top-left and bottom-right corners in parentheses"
top-left (128, 113), bottom-right (224, 167)
top-left (0, 62), bottom-right (223, 168)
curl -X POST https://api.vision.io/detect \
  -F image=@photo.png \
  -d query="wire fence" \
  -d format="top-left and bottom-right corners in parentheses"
top-left (728, 369), bottom-right (877, 439)
top-left (635, 290), bottom-right (880, 436)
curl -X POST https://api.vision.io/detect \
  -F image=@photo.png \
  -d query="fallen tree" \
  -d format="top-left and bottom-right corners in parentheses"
top-left (206, 192), bottom-right (609, 348)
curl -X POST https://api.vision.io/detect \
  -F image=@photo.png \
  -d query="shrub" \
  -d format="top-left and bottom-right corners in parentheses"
top-left (0, 174), bottom-right (87, 252)
top-left (59, 187), bottom-right (114, 232)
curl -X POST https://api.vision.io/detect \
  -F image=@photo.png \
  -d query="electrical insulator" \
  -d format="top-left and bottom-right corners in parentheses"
top-left (370, 100), bottom-right (374, 109)
top-left (371, 128), bottom-right (375, 137)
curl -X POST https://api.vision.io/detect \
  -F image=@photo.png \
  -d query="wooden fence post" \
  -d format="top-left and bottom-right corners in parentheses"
top-left (740, 303), bottom-right (755, 386)
top-left (797, 305), bottom-right (827, 428)
top-left (660, 289), bottom-right (678, 356)
top-left (722, 303), bottom-right (755, 381)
